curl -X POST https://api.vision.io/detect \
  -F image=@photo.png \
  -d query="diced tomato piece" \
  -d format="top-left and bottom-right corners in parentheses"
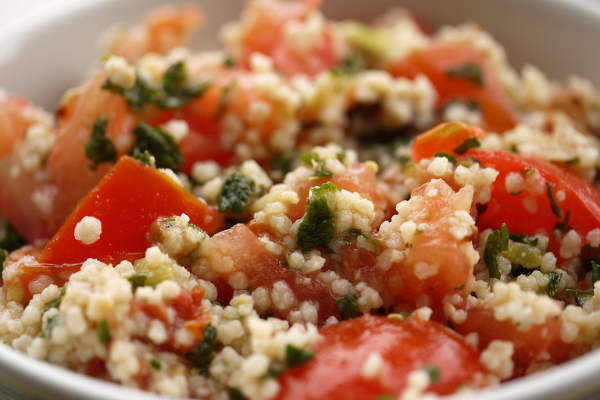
top-left (208, 224), bottom-right (339, 324)
top-left (470, 149), bottom-right (600, 257)
top-left (411, 121), bottom-right (486, 162)
top-left (39, 156), bottom-right (224, 265)
top-left (276, 315), bottom-right (489, 400)
top-left (453, 298), bottom-right (571, 377)
top-left (387, 42), bottom-right (519, 133)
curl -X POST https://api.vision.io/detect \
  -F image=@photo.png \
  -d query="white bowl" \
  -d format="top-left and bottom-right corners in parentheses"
top-left (2, 1), bottom-right (600, 399)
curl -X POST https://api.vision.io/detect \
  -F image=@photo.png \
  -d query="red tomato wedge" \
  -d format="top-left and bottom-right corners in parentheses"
top-left (411, 121), bottom-right (486, 161)
top-left (411, 121), bottom-right (600, 257)
top-left (39, 156), bottom-right (224, 265)
top-left (387, 42), bottom-right (519, 133)
top-left (208, 224), bottom-right (339, 324)
top-left (276, 315), bottom-right (489, 400)
top-left (470, 149), bottom-right (600, 256)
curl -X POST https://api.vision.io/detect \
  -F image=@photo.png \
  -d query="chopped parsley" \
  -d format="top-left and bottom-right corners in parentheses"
top-left (128, 274), bottom-right (147, 289)
top-left (131, 121), bottom-right (184, 172)
top-left (433, 151), bottom-right (457, 165)
top-left (103, 61), bottom-right (211, 111)
top-left (483, 223), bottom-right (509, 279)
top-left (545, 182), bottom-right (563, 219)
top-left (566, 289), bottom-right (594, 307)
top-left (223, 54), bottom-right (236, 68)
top-left (297, 182), bottom-right (338, 252)
top-left (330, 53), bottom-right (365, 75)
top-left (592, 261), bottom-right (600, 285)
top-left (545, 271), bottom-right (562, 298)
top-left (453, 137), bottom-right (481, 154)
top-left (44, 286), bottom-right (67, 313)
top-left (228, 387), bottom-right (245, 400)
top-left (508, 233), bottom-right (538, 247)
top-left (97, 319), bottom-right (112, 345)
top-left (285, 344), bottom-right (315, 369)
top-left (218, 171), bottom-right (255, 214)
top-left (580, 245), bottom-right (600, 271)
top-left (85, 115), bottom-right (117, 170)
top-left (260, 360), bottom-right (284, 380)
top-left (337, 295), bottom-right (359, 320)
top-left (0, 221), bottom-right (27, 274)
top-left (301, 152), bottom-right (334, 178)
top-left (446, 62), bottom-right (485, 86)
top-left (187, 324), bottom-right (219, 375)
top-left (377, 396), bottom-right (397, 400)
top-left (554, 211), bottom-right (571, 232)
top-left (150, 359), bottom-right (162, 371)
top-left (132, 149), bottom-right (155, 167)
top-left (40, 315), bottom-right (60, 339)
top-left (421, 364), bottom-right (441, 383)
top-left (271, 150), bottom-right (299, 177)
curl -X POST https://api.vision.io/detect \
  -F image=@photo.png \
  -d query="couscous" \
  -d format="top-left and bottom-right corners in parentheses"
top-left (2, 1), bottom-right (600, 399)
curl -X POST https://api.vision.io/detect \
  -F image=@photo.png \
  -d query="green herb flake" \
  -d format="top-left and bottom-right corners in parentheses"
top-left (218, 171), bottom-right (256, 214)
top-left (483, 223), bottom-right (510, 280)
top-left (187, 324), bottom-right (219, 375)
top-left (260, 360), bottom-right (284, 380)
top-left (300, 152), bottom-right (334, 178)
top-left (131, 149), bottom-right (155, 167)
top-left (285, 344), bottom-right (315, 369)
top-left (0, 223), bottom-right (27, 251)
top-left (509, 233), bottom-right (539, 247)
top-left (336, 295), bottom-right (359, 321)
top-left (554, 211), bottom-right (571, 232)
top-left (433, 151), bottom-right (457, 165)
top-left (377, 396), bottom-right (397, 400)
top-left (85, 115), bottom-right (117, 170)
top-left (40, 315), bottom-right (60, 339)
top-left (446, 62), bottom-right (485, 86)
top-left (545, 182), bottom-right (563, 219)
top-left (592, 261), bottom-right (600, 285)
top-left (44, 286), bottom-right (67, 313)
top-left (103, 61), bottom-right (211, 111)
top-left (161, 61), bottom-right (212, 109)
top-left (97, 319), bottom-right (112, 346)
top-left (228, 387), bottom-right (245, 400)
top-left (421, 364), bottom-right (441, 383)
top-left (223, 54), bottom-right (236, 68)
top-left (297, 182), bottom-right (338, 252)
top-left (128, 274), bottom-right (148, 289)
top-left (546, 271), bottom-right (562, 298)
top-left (131, 121), bottom-right (184, 172)
top-left (150, 359), bottom-right (162, 371)
top-left (453, 137), bottom-right (481, 154)
top-left (0, 250), bottom-right (6, 275)
top-left (566, 289), bottom-right (595, 307)
top-left (330, 53), bottom-right (365, 75)
top-left (566, 156), bottom-right (581, 165)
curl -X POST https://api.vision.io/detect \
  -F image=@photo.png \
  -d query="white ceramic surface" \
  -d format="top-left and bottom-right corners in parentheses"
top-left (2, 1), bottom-right (600, 399)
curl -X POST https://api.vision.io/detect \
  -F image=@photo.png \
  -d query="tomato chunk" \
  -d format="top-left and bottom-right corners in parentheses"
top-left (276, 315), bottom-right (489, 400)
top-left (207, 224), bottom-right (339, 324)
top-left (411, 121), bottom-right (486, 162)
top-left (40, 156), bottom-right (224, 265)
top-left (387, 42), bottom-right (518, 133)
top-left (470, 149), bottom-right (600, 257)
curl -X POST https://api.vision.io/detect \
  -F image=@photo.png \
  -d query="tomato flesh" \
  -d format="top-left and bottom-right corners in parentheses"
top-left (40, 156), bottom-right (224, 265)
top-left (276, 314), bottom-right (488, 400)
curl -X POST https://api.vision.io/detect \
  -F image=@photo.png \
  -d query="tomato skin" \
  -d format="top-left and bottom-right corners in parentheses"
top-left (470, 149), bottom-right (600, 257)
top-left (411, 121), bottom-right (486, 162)
top-left (276, 315), bottom-right (488, 400)
top-left (39, 156), bottom-right (224, 265)
top-left (387, 42), bottom-right (518, 133)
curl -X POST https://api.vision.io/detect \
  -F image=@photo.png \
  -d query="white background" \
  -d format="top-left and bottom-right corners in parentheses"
top-left (0, 0), bottom-right (80, 31)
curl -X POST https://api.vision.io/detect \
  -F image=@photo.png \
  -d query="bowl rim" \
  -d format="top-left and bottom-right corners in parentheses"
top-left (2, 0), bottom-right (600, 399)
